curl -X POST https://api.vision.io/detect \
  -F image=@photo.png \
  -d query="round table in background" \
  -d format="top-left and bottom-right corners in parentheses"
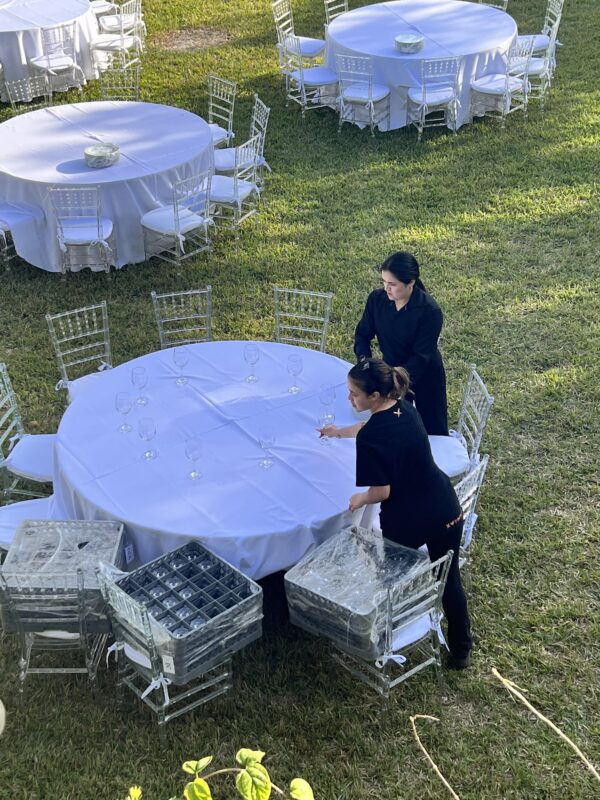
top-left (51, 341), bottom-right (364, 580)
top-left (0, 101), bottom-right (214, 270)
top-left (326, 0), bottom-right (517, 130)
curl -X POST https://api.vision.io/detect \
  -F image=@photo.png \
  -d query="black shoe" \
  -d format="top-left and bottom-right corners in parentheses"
top-left (446, 653), bottom-right (471, 670)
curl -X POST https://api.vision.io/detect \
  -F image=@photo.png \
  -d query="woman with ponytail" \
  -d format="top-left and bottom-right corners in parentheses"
top-left (321, 358), bottom-right (472, 669)
top-left (354, 251), bottom-right (448, 436)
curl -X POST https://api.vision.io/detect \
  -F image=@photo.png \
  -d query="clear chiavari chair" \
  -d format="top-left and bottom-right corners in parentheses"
top-left (272, 0), bottom-right (325, 65)
top-left (210, 134), bottom-right (262, 229)
top-left (99, 61), bottom-right (140, 100)
top-left (91, 7), bottom-right (143, 69)
top-left (29, 23), bottom-right (85, 93)
top-left (151, 287), bottom-right (212, 349)
top-left (324, 0), bottom-right (348, 27)
top-left (336, 54), bottom-right (391, 136)
top-left (99, 0), bottom-right (146, 39)
top-left (214, 94), bottom-right (272, 185)
top-left (279, 36), bottom-right (338, 117)
top-left (407, 56), bottom-right (461, 141)
top-left (470, 37), bottom-right (534, 128)
top-left (478, 0), bottom-right (508, 9)
top-left (512, 27), bottom-right (558, 110)
top-left (454, 455), bottom-right (489, 592)
top-left (5, 75), bottom-right (52, 114)
top-left (207, 74), bottom-right (237, 148)
top-left (518, 0), bottom-right (564, 55)
top-left (274, 287), bottom-right (333, 352)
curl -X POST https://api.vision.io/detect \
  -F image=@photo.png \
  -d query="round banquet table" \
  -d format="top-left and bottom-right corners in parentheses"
top-left (50, 341), bottom-right (366, 580)
top-left (0, 101), bottom-right (214, 271)
top-left (0, 0), bottom-right (99, 98)
top-left (326, 0), bottom-right (517, 131)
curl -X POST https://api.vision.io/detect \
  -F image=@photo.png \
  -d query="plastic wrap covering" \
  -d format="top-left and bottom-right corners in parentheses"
top-left (105, 541), bottom-right (263, 684)
top-left (1, 519), bottom-right (125, 634)
top-left (285, 526), bottom-right (430, 660)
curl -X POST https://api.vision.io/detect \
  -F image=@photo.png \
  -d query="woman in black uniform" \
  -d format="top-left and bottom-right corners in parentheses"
top-left (354, 251), bottom-right (448, 436)
top-left (321, 358), bottom-right (472, 668)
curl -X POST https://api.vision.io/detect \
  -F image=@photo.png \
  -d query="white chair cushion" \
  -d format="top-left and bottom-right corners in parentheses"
top-left (515, 56), bottom-right (547, 76)
top-left (342, 82), bottom-right (390, 103)
top-left (91, 33), bottom-right (138, 51)
top-left (391, 613), bottom-right (432, 651)
top-left (518, 33), bottom-right (549, 52)
top-left (99, 14), bottom-right (137, 33)
top-left (208, 123), bottom-right (231, 146)
top-left (124, 642), bottom-right (152, 668)
top-left (30, 54), bottom-right (75, 72)
top-left (0, 496), bottom-right (50, 549)
top-left (407, 84), bottom-right (455, 106)
top-left (471, 73), bottom-right (523, 95)
top-left (140, 205), bottom-right (208, 235)
top-left (290, 66), bottom-right (338, 87)
top-left (213, 148), bottom-right (237, 173)
top-left (428, 434), bottom-right (470, 478)
top-left (5, 434), bottom-right (55, 482)
top-left (38, 630), bottom-right (79, 640)
top-left (66, 371), bottom-right (108, 403)
top-left (90, 0), bottom-right (116, 12)
top-left (209, 175), bottom-right (257, 204)
top-left (60, 216), bottom-right (113, 245)
top-left (284, 35), bottom-right (326, 58)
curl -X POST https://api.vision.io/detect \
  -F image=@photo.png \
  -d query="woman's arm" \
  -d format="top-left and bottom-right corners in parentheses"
top-left (353, 293), bottom-right (376, 361)
top-left (349, 485), bottom-right (390, 512)
top-left (319, 422), bottom-right (365, 439)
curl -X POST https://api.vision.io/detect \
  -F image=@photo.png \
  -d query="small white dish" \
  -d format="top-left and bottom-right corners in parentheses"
top-left (394, 33), bottom-right (425, 53)
top-left (84, 142), bottom-right (120, 168)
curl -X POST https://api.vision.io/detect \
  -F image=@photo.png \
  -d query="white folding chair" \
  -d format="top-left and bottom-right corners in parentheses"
top-left (210, 135), bottom-right (262, 229)
top-left (274, 287), bottom-right (333, 352)
top-left (324, 0), bottom-right (348, 27)
top-left (279, 36), bottom-right (338, 117)
top-left (5, 75), bottom-right (52, 114)
top-left (151, 287), bottom-right (212, 349)
top-left (272, 0), bottom-right (325, 65)
top-left (429, 364), bottom-right (494, 479)
top-left (336, 54), bottom-right (390, 135)
top-left (0, 364), bottom-right (54, 503)
top-left (478, 0), bottom-right (508, 9)
top-left (214, 94), bottom-right (271, 185)
top-left (518, 0), bottom-right (564, 54)
top-left (470, 37), bottom-right (534, 128)
top-left (454, 455), bottom-right (489, 592)
top-left (0, 497), bottom-right (51, 554)
top-left (407, 56), bottom-right (461, 141)
top-left (45, 301), bottom-right (112, 403)
top-left (141, 171), bottom-right (213, 264)
top-left (207, 75), bottom-right (237, 147)
top-left (47, 186), bottom-right (116, 275)
top-left (99, 62), bottom-right (140, 100)
top-left (29, 23), bottom-right (85, 93)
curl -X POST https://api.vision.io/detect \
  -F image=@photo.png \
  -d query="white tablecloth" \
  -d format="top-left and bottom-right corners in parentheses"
top-left (0, 101), bottom-right (214, 270)
top-left (326, 0), bottom-right (517, 130)
top-left (0, 0), bottom-right (99, 95)
top-left (50, 342), bottom-right (366, 579)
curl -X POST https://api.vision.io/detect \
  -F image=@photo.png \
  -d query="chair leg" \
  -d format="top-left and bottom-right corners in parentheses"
top-left (18, 633), bottom-right (33, 691)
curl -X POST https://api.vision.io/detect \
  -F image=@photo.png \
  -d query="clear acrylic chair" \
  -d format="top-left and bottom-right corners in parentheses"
top-left (90, 0), bottom-right (117, 16)
top-left (45, 301), bottom-right (112, 403)
top-left (514, 27), bottom-right (558, 110)
top-left (5, 75), bottom-right (52, 114)
top-left (454, 455), bottom-right (489, 592)
top-left (0, 568), bottom-right (107, 691)
top-left (478, 0), bottom-right (508, 9)
top-left (279, 36), bottom-right (338, 117)
top-left (210, 135), bottom-right (262, 229)
top-left (214, 95), bottom-right (272, 187)
top-left (91, 9), bottom-right (143, 69)
top-left (336, 54), bottom-right (391, 136)
top-left (332, 552), bottom-right (453, 699)
top-left (141, 171), bottom-right (213, 264)
top-left (429, 364), bottom-right (494, 479)
top-left (99, 0), bottom-right (146, 39)
top-left (324, 0), bottom-right (348, 26)
top-left (274, 287), bottom-right (333, 351)
top-left (151, 287), bottom-right (212, 349)
top-left (407, 56), bottom-right (461, 142)
top-left (207, 75), bottom-right (237, 148)
top-left (29, 23), bottom-right (85, 93)
top-left (272, 0), bottom-right (325, 65)
top-left (47, 186), bottom-right (116, 275)
top-left (470, 37), bottom-right (534, 128)
top-left (99, 61), bottom-right (140, 100)
top-left (0, 363), bottom-right (54, 503)
top-left (97, 567), bottom-right (232, 744)
top-left (518, 0), bottom-right (564, 54)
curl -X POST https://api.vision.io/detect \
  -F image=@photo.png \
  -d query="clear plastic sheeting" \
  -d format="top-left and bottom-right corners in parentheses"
top-left (285, 525), bottom-right (430, 660)
top-left (102, 541), bottom-right (263, 683)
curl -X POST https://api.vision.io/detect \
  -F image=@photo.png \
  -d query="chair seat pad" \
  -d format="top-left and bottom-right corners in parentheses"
top-left (38, 630), bottom-right (79, 640)
top-left (5, 434), bottom-right (55, 482)
top-left (91, 33), bottom-right (138, 51)
top-left (518, 33), bottom-right (549, 52)
top-left (290, 66), bottom-right (338, 87)
top-left (30, 54), bottom-right (75, 72)
top-left (285, 35), bottom-right (326, 58)
top-left (0, 201), bottom-right (44, 230)
top-left (513, 56), bottom-right (547, 76)
top-left (210, 175), bottom-right (257, 203)
top-left (67, 371), bottom-right (107, 403)
top-left (391, 612), bottom-right (432, 651)
top-left (60, 216), bottom-right (113, 244)
top-left (471, 73), bottom-right (523, 95)
top-left (407, 84), bottom-right (455, 106)
top-left (124, 642), bottom-right (152, 669)
top-left (140, 205), bottom-right (208, 235)
top-left (342, 82), bottom-right (390, 103)
top-left (428, 434), bottom-right (470, 478)
top-left (99, 14), bottom-right (137, 33)
top-left (214, 148), bottom-right (262, 173)
top-left (208, 123), bottom-right (231, 146)
top-left (90, 0), bottom-right (116, 12)
top-left (0, 496), bottom-right (50, 549)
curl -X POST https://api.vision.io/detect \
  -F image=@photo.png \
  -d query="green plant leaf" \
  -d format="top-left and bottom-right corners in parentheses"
top-left (235, 763), bottom-right (271, 800)
top-left (183, 757), bottom-right (213, 776)
top-left (235, 749), bottom-right (266, 767)
top-left (184, 778), bottom-right (213, 800)
top-left (289, 778), bottom-right (314, 800)
top-left (183, 761), bottom-right (199, 775)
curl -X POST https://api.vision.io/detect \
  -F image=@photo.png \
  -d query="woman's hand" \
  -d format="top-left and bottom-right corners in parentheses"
top-left (318, 424), bottom-right (339, 439)
top-left (349, 492), bottom-right (368, 512)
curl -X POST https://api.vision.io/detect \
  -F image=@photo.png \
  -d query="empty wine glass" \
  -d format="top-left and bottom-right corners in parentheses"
top-left (287, 354), bottom-right (303, 394)
top-left (185, 436), bottom-right (203, 480)
top-left (139, 417), bottom-right (157, 460)
top-left (319, 383), bottom-right (336, 408)
top-left (173, 346), bottom-right (190, 386)
top-left (244, 344), bottom-right (260, 383)
top-left (131, 366), bottom-right (148, 406)
top-left (318, 410), bottom-right (335, 446)
top-left (115, 392), bottom-right (133, 433)
top-left (258, 427), bottom-right (275, 469)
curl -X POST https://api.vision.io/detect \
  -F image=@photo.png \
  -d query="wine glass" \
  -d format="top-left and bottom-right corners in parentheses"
top-left (318, 410), bottom-right (335, 446)
top-left (115, 392), bottom-right (133, 433)
top-left (258, 427), bottom-right (275, 469)
top-left (138, 418), bottom-right (157, 460)
top-left (318, 383), bottom-right (336, 409)
top-left (244, 344), bottom-right (260, 383)
top-left (131, 366), bottom-right (148, 406)
top-left (173, 346), bottom-right (190, 386)
top-left (287, 354), bottom-right (303, 394)
top-left (185, 436), bottom-right (203, 480)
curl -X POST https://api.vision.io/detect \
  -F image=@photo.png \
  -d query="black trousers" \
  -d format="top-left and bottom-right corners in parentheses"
top-left (411, 358), bottom-right (449, 436)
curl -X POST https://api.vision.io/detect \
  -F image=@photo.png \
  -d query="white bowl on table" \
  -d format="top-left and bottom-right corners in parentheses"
top-left (394, 33), bottom-right (425, 53)
top-left (84, 143), bottom-right (120, 168)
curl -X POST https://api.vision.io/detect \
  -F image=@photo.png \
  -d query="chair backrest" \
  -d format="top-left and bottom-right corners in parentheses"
top-left (99, 63), bottom-right (140, 100)
top-left (479, 0), bottom-right (508, 8)
top-left (151, 287), bottom-right (212, 348)
top-left (0, 363), bottom-right (25, 462)
top-left (173, 169), bottom-right (212, 228)
top-left (231, 133), bottom-right (261, 193)
top-left (336, 54), bottom-right (374, 98)
top-left (45, 301), bottom-right (112, 384)
top-left (47, 185), bottom-right (105, 249)
top-left (324, 0), bottom-right (348, 25)
top-left (421, 55), bottom-right (460, 89)
top-left (506, 35), bottom-right (534, 79)
top-left (543, 0), bottom-right (564, 35)
top-left (207, 74), bottom-right (237, 133)
top-left (274, 287), bottom-right (333, 351)
top-left (456, 364), bottom-right (494, 461)
top-left (278, 34), bottom-right (304, 78)
top-left (249, 94), bottom-right (271, 159)
top-left (272, 0), bottom-right (295, 43)
top-left (5, 75), bottom-right (52, 113)
top-left (454, 454), bottom-right (489, 552)
top-left (41, 22), bottom-right (77, 59)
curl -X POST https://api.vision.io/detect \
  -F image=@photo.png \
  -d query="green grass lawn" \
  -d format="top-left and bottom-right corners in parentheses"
top-left (1, 0), bottom-right (599, 797)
